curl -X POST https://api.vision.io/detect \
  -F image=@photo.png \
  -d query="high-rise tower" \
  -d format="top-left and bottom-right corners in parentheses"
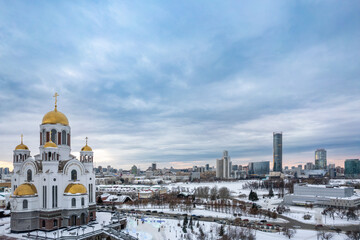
top-left (273, 132), bottom-right (282, 172)
top-left (315, 149), bottom-right (327, 169)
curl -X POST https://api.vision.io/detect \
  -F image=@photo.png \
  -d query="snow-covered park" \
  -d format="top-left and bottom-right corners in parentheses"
top-left (125, 215), bottom-right (347, 240)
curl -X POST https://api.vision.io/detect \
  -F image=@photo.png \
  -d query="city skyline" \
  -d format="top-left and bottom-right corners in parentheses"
top-left (1, 1), bottom-right (360, 170)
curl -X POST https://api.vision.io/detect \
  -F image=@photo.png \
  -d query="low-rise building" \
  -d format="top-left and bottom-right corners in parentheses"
top-left (284, 184), bottom-right (360, 208)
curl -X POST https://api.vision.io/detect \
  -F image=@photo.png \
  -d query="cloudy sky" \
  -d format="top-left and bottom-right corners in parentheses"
top-left (0, 1), bottom-right (359, 170)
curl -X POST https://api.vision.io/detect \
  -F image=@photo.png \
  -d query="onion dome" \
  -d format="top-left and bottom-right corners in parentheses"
top-left (15, 134), bottom-right (29, 150)
top-left (81, 145), bottom-right (92, 151)
top-left (44, 140), bottom-right (57, 148)
top-left (42, 92), bottom-right (69, 126)
top-left (64, 183), bottom-right (87, 194)
top-left (13, 183), bottom-right (38, 196)
top-left (81, 137), bottom-right (92, 151)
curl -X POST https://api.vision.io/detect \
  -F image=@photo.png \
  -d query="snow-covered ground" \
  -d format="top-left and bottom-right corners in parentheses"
top-left (0, 212), bottom-right (351, 239)
top-left (122, 206), bottom-right (288, 223)
top-left (283, 206), bottom-right (360, 226)
top-left (168, 180), bottom-right (271, 197)
top-left (126, 215), bottom-right (347, 240)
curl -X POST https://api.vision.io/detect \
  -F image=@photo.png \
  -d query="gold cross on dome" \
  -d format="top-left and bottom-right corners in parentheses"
top-left (21, 134), bottom-right (23, 144)
top-left (85, 137), bottom-right (88, 145)
top-left (53, 92), bottom-right (59, 110)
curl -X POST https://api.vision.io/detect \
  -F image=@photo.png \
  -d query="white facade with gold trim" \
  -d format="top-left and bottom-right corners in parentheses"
top-left (10, 95), bottom-right (96, 233)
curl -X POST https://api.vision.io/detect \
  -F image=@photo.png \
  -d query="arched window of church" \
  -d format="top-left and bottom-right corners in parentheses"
top-left (42, 220), bottom-right (45, 228)
top-left (81, 197), bottom-right (84, 206)
top-left (71, 198), bottom-right (76, 207)
top-left (27, 169), bottom-right (32, 182)
top-left (48, 152), bottom-right (51, 161)
top-left (51, 129), bottom-right (57, 143)
top-left (42, 129), bottom-right (46, 145)
top-left (71, 170), bottom-right (77, 181)
top-left (23, 200), bottom-right (28, 209)
top-left (62, 130), bottom-right (66, 145)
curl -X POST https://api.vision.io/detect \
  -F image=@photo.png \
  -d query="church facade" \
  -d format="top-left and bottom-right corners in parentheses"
top-left (10, 94), bottom-right (96, 233)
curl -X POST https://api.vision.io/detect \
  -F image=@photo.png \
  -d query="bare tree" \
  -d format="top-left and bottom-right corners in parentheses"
top-left (210, 186), bottom-right (218, 200)
top-left (283, 226), bottom-right (296, 239)
top-left (219, 187), bottom-right (230, 199)
top-left (346, 231), bottom-right (360, 240)
top-left (318, 231), bottom-right (334, 240)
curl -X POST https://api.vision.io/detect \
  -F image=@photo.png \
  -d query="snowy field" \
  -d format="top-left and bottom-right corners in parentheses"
top-left (0, 212), bottom-right (350, 239)
top-left (282, 206), bottom-right (360, 226)
top-left (168, 180), bottom-right (271, 197)
top-left (126, 215), bottom-right (347, 240)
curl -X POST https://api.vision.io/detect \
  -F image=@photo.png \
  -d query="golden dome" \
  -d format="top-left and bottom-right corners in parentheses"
top-left (13, 183), bottom-right (38, 196)
top-left (64, 183), bottom-right (87, 194)
top-left (15, 143), bottom-right (29, 150)
top-left (81, 145), bottom-right (92, 151)
top-left (81, 137), bottom-right (92, 151)
top-left (42, 109), bottom-right (69, 126)
top-left (44, 140), bottom-right (58, 148)
top-left (15, 134), bottom-right (29, 150)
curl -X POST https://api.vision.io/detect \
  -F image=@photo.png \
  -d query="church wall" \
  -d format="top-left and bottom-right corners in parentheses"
top-left (10, 211), bottom-right (39, 233)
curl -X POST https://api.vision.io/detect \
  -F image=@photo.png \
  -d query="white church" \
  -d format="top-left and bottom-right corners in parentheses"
top-left (10, 93), bottom-right (96, 233)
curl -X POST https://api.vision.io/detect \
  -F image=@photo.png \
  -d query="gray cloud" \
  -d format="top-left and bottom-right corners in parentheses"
top-left (0, 1), bottom-right (359, 170)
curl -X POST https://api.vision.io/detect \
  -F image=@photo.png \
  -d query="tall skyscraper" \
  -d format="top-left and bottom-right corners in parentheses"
top-left (216, 150), bottom-right (231, 179)
top-left (273, 132), bottom-right (282, 172)
top-left (216, 159), bottom-right (224, 178)
top-left (222, 150), bottom-right (231, 179)
top-left (315, 149), bottom-right (327, 169)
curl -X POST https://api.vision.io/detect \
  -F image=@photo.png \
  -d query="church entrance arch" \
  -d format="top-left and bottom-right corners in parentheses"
top-left (80, 213), bottom-right (86, 225)
top-left (71, 215), bottom-right (77, 226)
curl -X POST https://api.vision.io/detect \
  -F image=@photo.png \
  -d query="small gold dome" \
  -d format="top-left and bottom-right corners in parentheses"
top-left (13, 183), bottom-right (38, 196)
top-left (42, 109), bottom-right (69, 126)
top-left (15, 135), bottom-right (29, 150)
top-left (15, 143), bottom-right (29, 150)
top-left (81, 137), bottom-right (92, 151)
top-left (44, 140), bottom-right (57, 148)
top-left (81, 144), bottom-right (92, 151)
top-left (64, 183), bottom-right (87, 194)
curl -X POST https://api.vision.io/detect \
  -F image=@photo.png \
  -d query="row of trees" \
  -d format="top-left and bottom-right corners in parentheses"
top-left (194, 186), bottom-right (231, 200)
top-left (322, 206), bottom-right (359, 221)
